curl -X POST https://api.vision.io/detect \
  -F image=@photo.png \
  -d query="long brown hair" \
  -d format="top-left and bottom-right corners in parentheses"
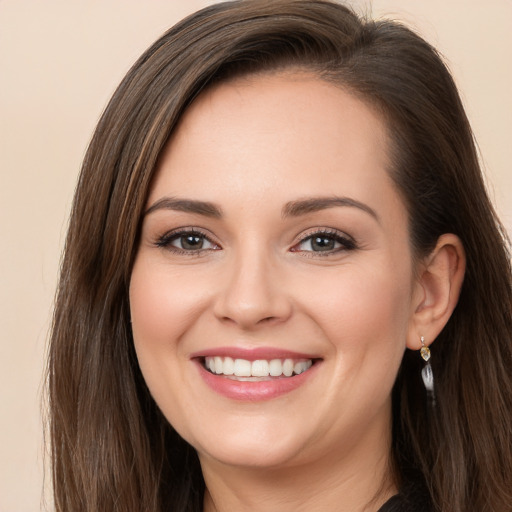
top-left (48, 1), bottom-right (512, 510)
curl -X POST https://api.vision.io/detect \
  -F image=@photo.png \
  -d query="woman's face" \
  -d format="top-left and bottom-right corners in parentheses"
top-left (130, 73), bottom-right (422, 471)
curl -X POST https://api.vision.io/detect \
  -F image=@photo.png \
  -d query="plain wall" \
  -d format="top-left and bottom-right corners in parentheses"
top-left (0, 1), bottom-right (510, 510)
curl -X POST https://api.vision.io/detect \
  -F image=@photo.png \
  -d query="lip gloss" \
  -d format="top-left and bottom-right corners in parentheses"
top-left (191, 346), bottom-right (320, 401)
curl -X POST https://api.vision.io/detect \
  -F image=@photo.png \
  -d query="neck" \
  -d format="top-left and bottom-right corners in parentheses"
top-left (201, 416), bottom-right (396, 512)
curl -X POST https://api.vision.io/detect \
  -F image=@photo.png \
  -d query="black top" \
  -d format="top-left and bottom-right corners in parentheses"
top-left (377, 481), bottom-right (433, 512)
top-left (378, 495), bottom-right (428, 512)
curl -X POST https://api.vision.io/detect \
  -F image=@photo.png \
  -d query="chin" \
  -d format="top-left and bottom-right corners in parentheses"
top-left (189, 424), bottom-right (312, 470)
top-left (199, 444), bottom-right (302, 471)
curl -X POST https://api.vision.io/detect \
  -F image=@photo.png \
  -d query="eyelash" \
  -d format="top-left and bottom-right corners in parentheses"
top-left (155, 228), bottom-right (357, 256)
top-left (291, 228), bottom-right (357, 256)
top-left (155, 228), bottom-right (220, 255)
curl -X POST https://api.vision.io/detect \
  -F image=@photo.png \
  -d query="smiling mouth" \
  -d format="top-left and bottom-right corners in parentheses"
top-left (203, 356), bottom-right (314, 380)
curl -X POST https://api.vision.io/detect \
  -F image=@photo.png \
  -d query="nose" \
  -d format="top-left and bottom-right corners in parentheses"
top-left (213, 248), bottom-right (293, 329)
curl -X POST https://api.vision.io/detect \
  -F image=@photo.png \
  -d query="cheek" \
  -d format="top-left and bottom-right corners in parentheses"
top-left (129, 257), bottom-right (209, 353)
top-left (309, 262), bottom-right (412, 336)
top-left (299, 260), bottom-right (413, 389)
top-left (128, 257), bottom-right (210, 435)
top-left (128, 256), bottom-right (208, 419)
top-left (316, 264), bottom-right (412, 417)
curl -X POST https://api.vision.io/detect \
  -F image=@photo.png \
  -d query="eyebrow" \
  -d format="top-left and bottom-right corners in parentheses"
top-left (145, 197), bottom-right (222, 218)
top-left (144, 195), bottom-right (378, 222)
top-left (282, 196), bottom-right (379, 222)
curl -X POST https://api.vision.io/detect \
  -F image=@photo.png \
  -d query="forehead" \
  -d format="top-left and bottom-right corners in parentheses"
top-left (172, 71), bottom-right (389, 160)
top-left (149, 72), bottom-right (397, 217)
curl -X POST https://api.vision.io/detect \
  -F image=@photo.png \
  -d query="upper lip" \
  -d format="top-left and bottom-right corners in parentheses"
top-left (190, 346), bottom-right (321, 361)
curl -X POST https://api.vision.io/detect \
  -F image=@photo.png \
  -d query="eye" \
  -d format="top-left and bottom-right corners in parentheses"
top-left (291, 229), bottom-right (356, 254)
top-left (156, 229), bottom-right (220, 253)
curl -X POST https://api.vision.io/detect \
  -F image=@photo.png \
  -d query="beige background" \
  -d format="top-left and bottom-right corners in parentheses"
top-left (1, 1), bottom-right (510, 510)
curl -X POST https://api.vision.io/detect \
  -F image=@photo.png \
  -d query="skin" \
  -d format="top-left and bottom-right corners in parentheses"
top-left (129, 72), bottom-right (465, 511)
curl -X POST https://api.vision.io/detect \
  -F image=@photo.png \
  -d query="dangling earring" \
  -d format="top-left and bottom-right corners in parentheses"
top-left (420, 336), bottom-right (436, 406)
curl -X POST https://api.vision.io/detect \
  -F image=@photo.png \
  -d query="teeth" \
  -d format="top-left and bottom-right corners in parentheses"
top-left (269, 359), bottom-right (283, 376)
top-left (251, 359), bottom-right (270, 377)
top-left (283, 359), bottom-right (294, 377)
top-left (223, 356), bottom-right (234, 375)
top-left (204, 357), bottom-right (313, 378)
top-left (233, 358), bottom-right (251, 377)
top-left (294, 361), bottom-right (310, 374)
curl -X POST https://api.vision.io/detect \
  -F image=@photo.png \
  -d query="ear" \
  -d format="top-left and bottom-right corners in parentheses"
top-left (407, 234), bottom-right (466, 350)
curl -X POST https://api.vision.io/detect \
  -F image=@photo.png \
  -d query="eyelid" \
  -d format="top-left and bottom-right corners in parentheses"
top-left (155, 226), bottom-right (221, 253)
top-left (291, 227), bottom-right (357, 254)
top-left (153, 226), bottom-right (355, 255)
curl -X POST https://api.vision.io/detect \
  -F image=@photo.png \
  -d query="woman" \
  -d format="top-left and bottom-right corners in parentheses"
top-left (48, 1), bottom-right (512, 511)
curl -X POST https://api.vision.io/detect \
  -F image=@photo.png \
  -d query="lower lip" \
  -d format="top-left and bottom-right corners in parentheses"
top-left (196, 361), bottom-right (319, 401)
